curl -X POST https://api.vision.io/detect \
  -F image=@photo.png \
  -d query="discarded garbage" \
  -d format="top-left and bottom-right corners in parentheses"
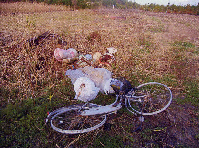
top-left (74, 77), bottom-right (100, 102)
top-left (107, 47), bottom-right (117, 55)
top-left (138, 116), bottom-right (144, 122)
top-left (104, 78), bottom-right (115, 94)
top-left (65, 69), bottom-right (85, 84)
top-left (54, 48), bottom-right (78, 62)
top-left (93, 52), bottom-right (102, 62)
top-left (80, 66), bottom-right (112, 93)
top-left (84, 54), bottom-right (92, 60)
top-left (63, 47), bottom-right (118, 100)
top-left (28, 31), bottom-right (58, 47)
top-left (66, 66), bottom-right (114, 101)
top-left (76, 54), bottom-right (92, 67)
top-left (98, 54), bottom-right (114, 69)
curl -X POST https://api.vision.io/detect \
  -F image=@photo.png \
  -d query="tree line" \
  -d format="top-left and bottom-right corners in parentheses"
top-left (1, 0), bottom-right (199, 15)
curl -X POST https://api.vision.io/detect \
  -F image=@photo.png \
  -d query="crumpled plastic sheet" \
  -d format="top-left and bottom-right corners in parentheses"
top-left (79, 66), bottom-right (112, 93)
top-left (65, 69), bottom-right (85, 84)
top-left (54, 48), bottom-right (78, 61)
top-left (65, 66), bottom-right (114, 101)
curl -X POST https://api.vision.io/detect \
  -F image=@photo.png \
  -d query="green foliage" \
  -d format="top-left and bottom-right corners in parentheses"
top-left (102, 0), bottom-right (116, 7)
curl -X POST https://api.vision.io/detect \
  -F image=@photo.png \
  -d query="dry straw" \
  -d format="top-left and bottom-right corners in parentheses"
top-left (1, 2), bottom-right (199, 104)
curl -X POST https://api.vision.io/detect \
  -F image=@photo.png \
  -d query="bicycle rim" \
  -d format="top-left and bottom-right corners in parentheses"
top-left (127, 82), bottom-right (172, 115)
top-left (50, 104), bottom-right (106, 134)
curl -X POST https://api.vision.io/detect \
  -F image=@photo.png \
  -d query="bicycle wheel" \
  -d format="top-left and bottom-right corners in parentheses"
top-left (127, 82), bottom-right (172, 115)
top-left (48, 104), bottom-right (107, 134)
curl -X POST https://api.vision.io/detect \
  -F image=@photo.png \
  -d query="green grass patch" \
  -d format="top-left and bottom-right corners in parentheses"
top-left (183, 81), bottom-right (199, 107)
top-left (172, 41), bottom-right (196, 52)
top-left (175, 80), bottom-right (199, 107)
top-left (92, 134), bottom-right (124, 148)
top-left (173, 41), bottom-right (195, 48)
top-left (0, 89), bottom-right (73, 147)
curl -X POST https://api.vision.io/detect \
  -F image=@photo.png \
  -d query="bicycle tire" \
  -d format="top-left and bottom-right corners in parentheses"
top-left (127, 82), bottom-right (172, 115)
top-left (48, 104), bottom-right (107, 134)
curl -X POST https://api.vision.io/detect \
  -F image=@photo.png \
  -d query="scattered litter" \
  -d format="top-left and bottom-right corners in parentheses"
top-left (80, 66), bottom-right (112, 93)
top-left (74, 77), bottom-right (100, 102)
top-left (66, 66), bottom-right (115, 101)
top-left (104, 78), bottom-right (115, 94)
top-left (99, 54), bottom-right (114, 69)
top-left (107, 47), bottom-right (117, 55)
top-left (54, 48), bottom-right (78, 62)
top-left (76, 54), bottom-right (92, 67)
top-left (28, 31), bottom-right (58, 47)
top-left (93, 52), bottom-right (102, 62)
top-left (53, 46), bottom-right (117, 69)
top-left (84, 54), bottom-right (92, 60)
top-left (97, 47), bottom-right (117, 69)
top-left (65, 69), bottom-right (85, 84)
top-left (61, 47), bottom-right (118, 101)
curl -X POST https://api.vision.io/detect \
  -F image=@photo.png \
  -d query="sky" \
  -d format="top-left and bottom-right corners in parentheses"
top-left (130, 0), bottom-right (199, 6)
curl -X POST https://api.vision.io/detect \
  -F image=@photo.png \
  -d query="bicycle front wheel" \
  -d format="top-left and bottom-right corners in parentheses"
top-left (127, 82), bottom-right (172, 115)
top-left (49, 104), bottom-right (106, 134)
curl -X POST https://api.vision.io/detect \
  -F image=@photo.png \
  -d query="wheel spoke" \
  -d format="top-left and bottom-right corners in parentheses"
top-left (127, 82), bottom-right (172, 115)
top-left (49, 104), bottom-right (107, 134)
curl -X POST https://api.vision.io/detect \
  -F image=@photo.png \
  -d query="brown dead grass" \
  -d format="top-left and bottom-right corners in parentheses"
top-left (0, 2), bottom-right (69, 14)
top-left (1, 3), bottom-right (199, 101)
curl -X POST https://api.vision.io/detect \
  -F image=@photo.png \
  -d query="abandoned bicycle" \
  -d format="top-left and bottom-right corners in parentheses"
top-left (45, 78), bottom-right (172, 134)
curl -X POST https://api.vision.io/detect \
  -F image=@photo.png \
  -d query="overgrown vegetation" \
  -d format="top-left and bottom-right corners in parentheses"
top-left (1, 0), bottom-right (199, 15)
top-left (0, 2), bottom-right (199, 147)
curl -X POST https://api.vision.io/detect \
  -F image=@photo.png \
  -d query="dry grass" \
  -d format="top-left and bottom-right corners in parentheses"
top-left (0, 2), bottom-right (199, 147)
top-left (0, 2), bottom-right (69, 14)
top-left (1, 2), bottom-right (199, 105)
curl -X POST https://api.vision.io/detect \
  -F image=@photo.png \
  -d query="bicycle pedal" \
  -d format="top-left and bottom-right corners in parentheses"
top-left (138, 116), bottom-right (144, 122)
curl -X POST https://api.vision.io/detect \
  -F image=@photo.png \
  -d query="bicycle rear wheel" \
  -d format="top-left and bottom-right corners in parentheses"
top-left (48, 104), bottom-right (106, 134)
top-left (127, 82), bottom-right (172, 115)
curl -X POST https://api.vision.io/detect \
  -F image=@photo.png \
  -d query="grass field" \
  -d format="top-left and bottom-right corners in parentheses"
top-left (0, 2), bottom-right (199, 147)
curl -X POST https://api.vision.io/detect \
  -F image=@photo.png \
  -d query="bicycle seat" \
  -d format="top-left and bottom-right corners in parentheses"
top-left (110, 77), bottom-right (133, 94)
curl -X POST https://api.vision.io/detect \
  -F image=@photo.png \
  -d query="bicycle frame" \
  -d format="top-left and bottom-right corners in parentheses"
top-left (80, 89), bottom-right (141, 116)
top-left (46, 82), bottom-right (172, 135)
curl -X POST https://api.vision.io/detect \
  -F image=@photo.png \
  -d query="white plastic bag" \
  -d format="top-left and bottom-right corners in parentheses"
top-left (65, 69), bottom-right (85, 84)
top-left (80, 66), bottom-right (112, 92)
top-left (74, 77), bottom-right (100, 102)
top-left (107, 47), bottom-right (117, 55)
top-left (66, 67), bottom-right (114, 101)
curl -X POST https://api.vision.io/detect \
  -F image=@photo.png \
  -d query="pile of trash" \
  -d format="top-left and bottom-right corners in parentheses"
top-left (54, 47), bottom-right (119, 102)
top-left (54, 47), bottom-right (117, 70)
top-left (66, 66), bottom-right (114, 102)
